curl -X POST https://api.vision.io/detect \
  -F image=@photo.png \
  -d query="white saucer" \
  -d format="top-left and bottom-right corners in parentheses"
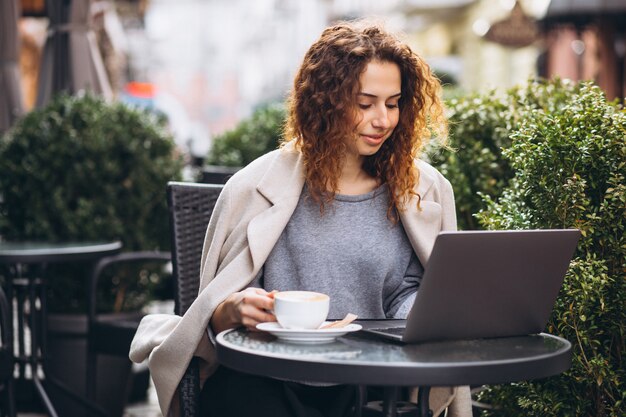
top-left (256, 322), bottom-right (362, 344)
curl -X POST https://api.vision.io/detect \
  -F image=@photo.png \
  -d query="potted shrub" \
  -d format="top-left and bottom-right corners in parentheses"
top-left (0, 93), bottom-right (183, 416)
top-left (428, 78), bottom-right (583, 230)
top-left (201, 102), bottom-right (285, 182)
top-left (470, 81), bottom-right (625, 416)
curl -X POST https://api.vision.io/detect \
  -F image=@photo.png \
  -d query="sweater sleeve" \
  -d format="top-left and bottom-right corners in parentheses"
top-left (386, 252), bottom-right (424, 318)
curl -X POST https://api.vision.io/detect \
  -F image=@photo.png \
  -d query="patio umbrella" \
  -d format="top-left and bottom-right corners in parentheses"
top-left (36, 0), bottom-right (112, 107)
top-left (0, 0), bottom-right (25, 133)
top-left (541, 0), bottom-right (626, 27)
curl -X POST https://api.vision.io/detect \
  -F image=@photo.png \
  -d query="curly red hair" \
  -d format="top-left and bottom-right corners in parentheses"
top-left (283, 21), bottom-right (447, 216)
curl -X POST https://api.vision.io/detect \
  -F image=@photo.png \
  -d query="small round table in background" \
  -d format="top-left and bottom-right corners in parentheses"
top-left (0, 241), bottom-right (122, 417)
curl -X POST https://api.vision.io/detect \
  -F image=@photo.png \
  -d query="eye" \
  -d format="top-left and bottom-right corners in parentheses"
top-left (386, 103), bottom-right (399, 109)
top-left (358, 104), bottom-right (372, 110)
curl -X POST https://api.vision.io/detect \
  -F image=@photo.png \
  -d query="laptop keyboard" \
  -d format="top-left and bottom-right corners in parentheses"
top-left (371, 327), bottom-right (405, 335)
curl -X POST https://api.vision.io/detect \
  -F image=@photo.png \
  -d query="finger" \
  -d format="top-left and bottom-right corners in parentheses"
top-left (248, 287), bottom-right (271, 296)
top-left (241, 304), bottom-right (276, 324)
top-left (242, 293), bottom-right (274, 311)
top-left (241, 315), bottom-right (273, 331)
top-left (241, 317), bottom-right (261, 331)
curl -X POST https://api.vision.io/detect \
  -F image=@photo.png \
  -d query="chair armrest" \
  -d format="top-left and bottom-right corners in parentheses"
top-left (87, 251), bottom-right (171, 324)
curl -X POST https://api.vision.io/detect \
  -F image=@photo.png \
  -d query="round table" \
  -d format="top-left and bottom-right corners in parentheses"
top-left (0, 241), bottom-right (122, 263)
top-left (216, 322), bottom-right (572, 416)
top-left (0, 241), bottom-right (122, 417)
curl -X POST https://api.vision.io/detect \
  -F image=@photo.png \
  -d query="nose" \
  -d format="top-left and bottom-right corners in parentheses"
top-left (372, 106), bottom-right (391, 129)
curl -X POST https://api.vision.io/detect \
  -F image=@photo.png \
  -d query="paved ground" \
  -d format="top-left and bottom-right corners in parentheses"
top-left (17, 378), bottom-right (162, 417)
top-left (122, 380), bottom-right (162, 417)
top-left (14, 302), bottom-right (171, 417)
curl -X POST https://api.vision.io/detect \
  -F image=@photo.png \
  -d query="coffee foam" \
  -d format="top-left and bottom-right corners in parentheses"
top-left (275, 291), bottom-right (328, 302)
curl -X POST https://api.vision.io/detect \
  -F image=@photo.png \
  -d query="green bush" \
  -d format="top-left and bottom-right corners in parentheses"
top-left (0, 94), bottom-right (184, 312)
top-left (428, 93), bottom-right (513, 229)
top-left (205, 102), bottom-right (285, 167)
top-left (475, 83), bottom-right (625, 416)
top-left (429, 79), bottom-right (583, 230)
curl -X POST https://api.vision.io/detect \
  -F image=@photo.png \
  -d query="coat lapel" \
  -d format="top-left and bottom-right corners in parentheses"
top-left (247, 148), bottom-right (306, 271)
top-left (398, 164), bottom-right (442, 266)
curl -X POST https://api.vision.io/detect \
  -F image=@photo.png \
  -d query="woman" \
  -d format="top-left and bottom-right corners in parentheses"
top-left (130, 20), bottom-right (471, 417)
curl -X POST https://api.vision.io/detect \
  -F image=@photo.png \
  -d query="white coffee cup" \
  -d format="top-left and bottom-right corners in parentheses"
top-left (273, 291), bottom-right (330, 330)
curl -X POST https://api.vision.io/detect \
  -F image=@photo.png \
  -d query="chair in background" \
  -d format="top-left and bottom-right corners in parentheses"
top-left (166, 181), bottom-right (223, 417)
top-left (85, 251), bottom-right (171, 413)
top-left (199, 166), bottom-right (239, 185)
top-left (0, 286), bottom-right (15, 417)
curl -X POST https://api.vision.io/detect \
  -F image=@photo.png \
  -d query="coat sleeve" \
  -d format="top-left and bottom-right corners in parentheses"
top-left (199, 179), bottom-right (234, 292)
top-left (129, 314), bottom-right (181, 363)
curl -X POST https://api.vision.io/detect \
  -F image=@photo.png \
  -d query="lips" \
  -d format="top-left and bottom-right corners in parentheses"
top-left (360, 134), bottom-right (386, 146)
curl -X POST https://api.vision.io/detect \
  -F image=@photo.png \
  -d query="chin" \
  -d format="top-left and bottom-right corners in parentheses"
top-left (359, 146), bottom-right (383, 157)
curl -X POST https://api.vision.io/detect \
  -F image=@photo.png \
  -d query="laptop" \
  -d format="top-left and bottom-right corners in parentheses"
top-left (364, 229), bottom-right (580, 343)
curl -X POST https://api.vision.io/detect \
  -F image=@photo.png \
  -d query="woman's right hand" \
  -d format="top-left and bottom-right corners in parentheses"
top-left (210, 288), bottom-right (277, 333)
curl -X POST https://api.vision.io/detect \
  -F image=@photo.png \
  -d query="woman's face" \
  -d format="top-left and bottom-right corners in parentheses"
top-left (347, 60), bottom-right (401, 160)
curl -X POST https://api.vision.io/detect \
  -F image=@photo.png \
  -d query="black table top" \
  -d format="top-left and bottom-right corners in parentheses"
top-left (0, 241), bottom-right (122, 263)
top-left (216, 321), bottom-right (572, 387)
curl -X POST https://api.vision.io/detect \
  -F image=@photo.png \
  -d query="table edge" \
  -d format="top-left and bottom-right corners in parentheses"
top-left (0, 241), bottom-right (123, 263)
top-left (216, 329), bottom-right (572, 386)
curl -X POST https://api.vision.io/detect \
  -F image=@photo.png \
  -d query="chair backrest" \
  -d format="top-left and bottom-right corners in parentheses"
top-left (167, 182), bottom-right (223, 316)
top-left (0, 287), bottom-right (11, 354)
top-left (0, 286), bottom-right (16, 417)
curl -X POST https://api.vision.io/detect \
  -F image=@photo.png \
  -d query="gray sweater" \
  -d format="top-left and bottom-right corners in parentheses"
top-left (253, 184), bottom-right (423, 319)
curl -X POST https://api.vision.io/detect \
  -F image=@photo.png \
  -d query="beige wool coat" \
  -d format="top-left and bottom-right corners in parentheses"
top-left (129, 146), bottom-right (472, 417)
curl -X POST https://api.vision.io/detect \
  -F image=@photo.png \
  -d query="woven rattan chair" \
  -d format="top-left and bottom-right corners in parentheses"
top-left (85, 251), bottom-right (171, 415)
top-left (0, 286), bottom-right (15, 417)
top-left (85, 251), bottom-right (171, 405)
top-left (167, 181), bottom-right (223, 417)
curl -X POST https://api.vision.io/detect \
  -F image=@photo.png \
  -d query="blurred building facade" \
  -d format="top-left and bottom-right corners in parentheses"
top-left (15, 0), bottom-right (625, 158)
top-left (402, 0), bottom-right (549, 93)
top-left (539, 0), bottom-right (626, 100)
top-left (129, 0), bottom-right (550, 156)
top-left (129, 0), bottom-right (329, 156)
